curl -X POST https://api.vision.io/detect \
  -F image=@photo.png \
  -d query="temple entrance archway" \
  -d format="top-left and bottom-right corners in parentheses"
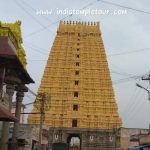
top-left (67, 134), bottom-right (81, 150)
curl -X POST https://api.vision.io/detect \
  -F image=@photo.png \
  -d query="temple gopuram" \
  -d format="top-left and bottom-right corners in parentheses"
top-left (28, 21), bottom-right (122, 150)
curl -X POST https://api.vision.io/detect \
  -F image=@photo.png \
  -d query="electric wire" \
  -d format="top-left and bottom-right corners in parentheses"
top-left (24, 15), bottom-right (70, 38)
top-left (14, 0), bottom-right (54, 36)
top-left (108, 48), bottom-right (150, 57)
top-left (126, 97), bottom-right (147, 123)
top-left (28, 88), bottom-right (37, 96)
top-left (121, 85), bottom-right (138, 116)
top-left (24, 93), bottom-right (36, 107)
top-left (110, 69), bottom-right (141, 85)
top-left (123, 88), bottom-right (142, 120)
top-left (12, 0), bottom-right (150, 126)
top-left (23, 41), bottom-right (50, 52)
top-left (25, 94), bottom-right (34, 101)
top-left (123, 82), bottom-right (148, 120)
top-left (14, 0), bottom-right (47, 28)
top-left (24, 102), bottom-right (35, 106)
top-left (125, 87), bottom-right (148, 122)
top-left (110, 70), bottom-right (140, 78)
top-left (21, 0), bottom-right (150, 39)
top-left (127, 95), bottom-right (150, 123)
top-left (24, 44), bottom-right (49, 55)
top-left (119, 70), bottom-right (150, 117)
top-left (123, 91), bottom-right (144, 122)
top-left (25, 45), bottom-right (150, 62)
top-left (21, 0), bottom-right (52, 23)
top-left (23, 0), bottom-right (98, 38)
top-left (27, 59), bottom-right (47, 62)
top-left (113, 76), bottom-right (139, 85)
top-left (98, 0), bottom-right (150, 15)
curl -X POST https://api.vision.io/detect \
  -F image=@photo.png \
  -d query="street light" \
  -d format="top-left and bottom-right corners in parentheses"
top-left (136, 83), bottom-right (150, 100)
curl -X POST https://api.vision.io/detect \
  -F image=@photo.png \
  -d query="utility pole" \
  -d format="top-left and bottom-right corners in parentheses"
top-left (38, 93), bottom-right (46, 149)
top-left (27, 90), bottom-right (47, 147)
top-left (142, 74), bottom-right (150, 81)
top-left (136, 83), bottom-right (150, 100)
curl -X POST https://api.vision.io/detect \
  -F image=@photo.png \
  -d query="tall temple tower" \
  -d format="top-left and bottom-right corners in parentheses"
top-left (28, 21), bottom-right (122, 150)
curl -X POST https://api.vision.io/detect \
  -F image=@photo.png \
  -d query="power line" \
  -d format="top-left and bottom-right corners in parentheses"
top-left (27, 45), bottom-right (150, 61)
top-left (24, 92), bottom-right (36, 100)
top-left (123, 82), bottom-right (148, 120)
top-left (24, 15), bottom-right (71, 38)
top-left (25, 94), bottom-right (34, 101)
top-left (121, 72), bottom-right (150, 116)
top-left (28, 88), bottom-right (37, 96)
top-left (122, 85), bottom-right (142, 118)
top-left (113, 76), bottom-right (139, 85)
top-left (24, 102), bottom-right (35, 106)
top-left (124, 91), bottom-right (145, 122)
top-left (14, 0), bottom-right (54, 36)
top-left (121, 85), bottom-right (138, 115)
top-left (20, 0), bottom-right (55, 37)
top-left (110, 70), bottom-right (140, 78)
top-left (14, 0), bottom-right (46, 28)
top-left (26, 59), bottom-right (142, 85)
top-left (14, 0), bottom-right (150, 40)
top-left (113, 79), bottom-right (134, 85)
top-left (21, 0), bottom-right (52, 23)
top-left (25, 45), bottom-right (150, 62)
top-left (98, 0), bottom-right (150, 15)
top-left (27, 59), bottom-right (47, 62)
top-left (109, 62), bottom-right (128, 73)
top-left (124, 85), bottom-right (148, 122)
top-left (24, 0), bottom-right (98, 38)
top-left (81, 0), bottom-right (97, 10)
top-left (125, 97), bottom-right (145, 123)
top-left (107, 48), bottom-right (150, 57)
top-left (23, 41), bottom-right (50, 52)
top-left (111, 70), bottom-right (141, 85)
top-left (24, 44), bottom-right (49, 55)
top-left (17, 0), bottom-right (150, 60)
top-left (109, 62), bottom-right (142, 77)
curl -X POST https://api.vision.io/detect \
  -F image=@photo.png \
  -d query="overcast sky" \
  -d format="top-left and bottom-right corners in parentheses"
top-left (1, 0), bottom-right (150, 129)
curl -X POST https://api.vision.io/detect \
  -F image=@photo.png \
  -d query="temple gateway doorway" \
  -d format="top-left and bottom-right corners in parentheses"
top-left (67, 134), bottom-right (81, 150)
top-left (48, 128), bottom-right (117, 150)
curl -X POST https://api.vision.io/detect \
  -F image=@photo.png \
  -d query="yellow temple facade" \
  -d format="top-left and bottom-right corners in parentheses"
top-left (28, 21), bottom-right (122, 130)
